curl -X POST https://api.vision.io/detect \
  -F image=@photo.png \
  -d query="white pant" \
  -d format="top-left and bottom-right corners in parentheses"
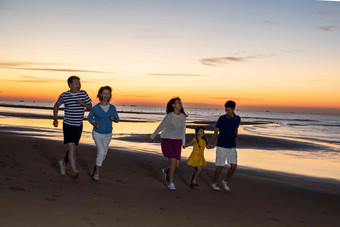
top-left (92, 131), bottom-right (112, 166)
top-left (215, 147), bottom-right (237, 166)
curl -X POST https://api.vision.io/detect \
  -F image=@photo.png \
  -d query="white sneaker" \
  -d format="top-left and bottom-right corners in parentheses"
top-left (221, 180), bottom-right (230, 191)
top-left (211, 183), bottom-right (221, 191)
top-left (93, 175), bottom-right (99, 181)
top-left (168, 182), bottom-right (176, 190)
top-left (58, 159), bottom-right (65, 176)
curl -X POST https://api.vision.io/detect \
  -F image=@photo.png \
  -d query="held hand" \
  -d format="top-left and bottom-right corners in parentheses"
top-left (234, 136), bottom-right (238, 142)
top-left (109, 115), bottom-right (114, 121)
top-left (95, 124), bottom-right (100, 129)
top-left (53, 119), bottom-right (58, 127)
top-left (149, 138), bottom-right (153, 143)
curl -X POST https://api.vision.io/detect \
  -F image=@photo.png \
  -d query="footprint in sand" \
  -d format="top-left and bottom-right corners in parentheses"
top-left (44, 194), bottom-right (59, 201)
top-left (269, 217), bottom-right (281, 223)
top-left (81, 217), bottom-right (94, 227)
top-left (9, 186), bottom-right (26, 191)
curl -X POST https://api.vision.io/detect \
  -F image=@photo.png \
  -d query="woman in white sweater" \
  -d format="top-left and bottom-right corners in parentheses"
top-left (150, 97), bottom-right (187, 190)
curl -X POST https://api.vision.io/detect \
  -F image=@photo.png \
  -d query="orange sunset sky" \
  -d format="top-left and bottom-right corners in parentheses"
top-left (1, 0), bottom-right (340, 114)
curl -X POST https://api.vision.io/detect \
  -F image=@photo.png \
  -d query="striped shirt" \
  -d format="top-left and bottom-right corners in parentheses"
top-left (57, 90), bottom-right (92, 126)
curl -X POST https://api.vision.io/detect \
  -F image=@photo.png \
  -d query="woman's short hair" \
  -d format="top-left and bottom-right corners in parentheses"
top-left (97, 86), bottom-right (112, 101)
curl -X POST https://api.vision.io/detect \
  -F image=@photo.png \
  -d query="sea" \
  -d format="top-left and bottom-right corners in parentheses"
top-left (0, 101), bottom-right (340, 181)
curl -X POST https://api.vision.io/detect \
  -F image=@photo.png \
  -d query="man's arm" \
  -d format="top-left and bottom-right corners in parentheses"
top-left (211, 127), bottom-right (219, 148)
top-left (84, 102), bottom-right (92, 110)
top-left (53, 102), bottom-right (60, 127)
top-left (234, 128), bottom-right (239, 142)
top-left (76, 100), bottom-right (92, 110)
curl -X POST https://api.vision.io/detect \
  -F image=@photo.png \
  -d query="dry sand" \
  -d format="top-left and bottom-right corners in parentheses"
top-left (0, 133), bottom-right (340, 227)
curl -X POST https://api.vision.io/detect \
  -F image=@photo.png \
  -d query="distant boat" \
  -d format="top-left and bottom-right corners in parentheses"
top-left (266, 110), bottom-right (270, 112)
top-left (130, 105), bottom-right (137, 107)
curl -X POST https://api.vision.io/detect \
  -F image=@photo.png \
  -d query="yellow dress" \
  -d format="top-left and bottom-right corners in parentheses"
top-left (187, 138), bottom-right (207, 167)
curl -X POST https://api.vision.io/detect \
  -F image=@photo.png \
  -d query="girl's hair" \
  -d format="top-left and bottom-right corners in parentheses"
top-left (195, 127), bottom-right (208, 148)
top-left (166, 97), bottom-right (186, 116)
top-left (97, 86), bottom-right (112, 101)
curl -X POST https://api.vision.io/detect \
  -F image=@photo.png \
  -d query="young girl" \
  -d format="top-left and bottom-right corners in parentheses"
top-left (184, 127), bottom-right (210, 187)
top-left (149, 97), bottom-right (187, 190)
top-left (87, 86), bottom-right (119, 181)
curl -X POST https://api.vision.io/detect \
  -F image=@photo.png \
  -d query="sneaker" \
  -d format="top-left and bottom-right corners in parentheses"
top-left (58, 159), bottom-right (66, 176)
top-left (221, 180), bottom-right (230, 191)
top-left (190, 181), bottom-right (199, 187)
top-left (162, 168), bottom-right (170, 182)
top-left (93, 175), bottom-right (99, 181)
top-left (211, 183), bottom-right (221, 191)
top-left (168, 182), bottom-right (176, 190)
top-left (72, 171), bottom-right (79, 179)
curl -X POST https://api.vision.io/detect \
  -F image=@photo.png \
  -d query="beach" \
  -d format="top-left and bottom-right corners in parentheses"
top-left (1, 131), bottom-right (340, 226)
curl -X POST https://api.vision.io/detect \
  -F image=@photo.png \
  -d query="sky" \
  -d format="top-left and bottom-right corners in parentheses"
top-left (0, 0), bottom-right (340, 113)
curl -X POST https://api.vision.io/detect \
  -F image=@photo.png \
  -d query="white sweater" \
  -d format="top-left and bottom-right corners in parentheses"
top-left (150, 112), bottom-right (186, 145)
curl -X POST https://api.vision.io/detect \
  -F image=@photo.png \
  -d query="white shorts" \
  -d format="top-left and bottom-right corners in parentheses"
top-left (215, 147), bottom-right (237, 166)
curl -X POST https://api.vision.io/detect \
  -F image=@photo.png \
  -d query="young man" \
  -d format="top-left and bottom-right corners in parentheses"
top-left (210, 100), bottom-right (240, 191)
top-left (53, 75), bottom-right (92, 178)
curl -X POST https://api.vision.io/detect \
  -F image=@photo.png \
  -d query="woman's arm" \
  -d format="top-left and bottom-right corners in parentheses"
top-left (211, 127), bottom-right (220, 148)
top-left (182, 115), bottom-right (186, 146)
top-left (110, 105), bottom-right (120, 123)
top-left (150, 114), bottom-right (169, 141)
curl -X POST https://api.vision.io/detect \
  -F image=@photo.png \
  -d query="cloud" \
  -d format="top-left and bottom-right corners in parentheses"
top-left (0, 75), bottom-right (64, 83)
top-left (0, 61), bottom-right (113, 73)
top-left (200, 57), bottom-right (245, 66)
top-left (0, 75), bottom-right (114, 84)
top-left (318, 9), bottom-right (338, 17)
top-left (119, 95), bottom-right (151, 98)
top-left (263, 19), bottom-right (274, 24)
top-left (148, 73), bottom-right (207, 77)
top-left (296, 79), bottom-right (320, 83)
top-left (261, 86), bottom-right (276, 89)
top-left (318, 25), bottom-right (339, 31)
top-left (1, 66), bottom-right (112, 73)
top-left (200, 50), bottom-right (299, 67)
top-left (0, 61), bottom-right (63, 67)
top-left (200, 54), bottom-right (272, 66)
top-left (207, 97), bottom-right (251, 101)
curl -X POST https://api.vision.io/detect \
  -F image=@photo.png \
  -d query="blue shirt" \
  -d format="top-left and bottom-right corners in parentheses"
top-left (216, 114), bottom-right (241, 148)
top-left (87, 104), bottom-right (119, 134)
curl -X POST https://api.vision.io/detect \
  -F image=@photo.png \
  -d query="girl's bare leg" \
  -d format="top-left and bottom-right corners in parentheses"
top-left (192, 166), bottom-right (202, 184)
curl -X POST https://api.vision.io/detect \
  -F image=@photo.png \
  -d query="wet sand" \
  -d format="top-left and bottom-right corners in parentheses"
top-left (0, 132), bottom-right (340, 226)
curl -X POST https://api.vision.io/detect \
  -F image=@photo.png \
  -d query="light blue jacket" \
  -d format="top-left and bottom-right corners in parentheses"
top-left (87, 104), bottom-right (119, 134)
